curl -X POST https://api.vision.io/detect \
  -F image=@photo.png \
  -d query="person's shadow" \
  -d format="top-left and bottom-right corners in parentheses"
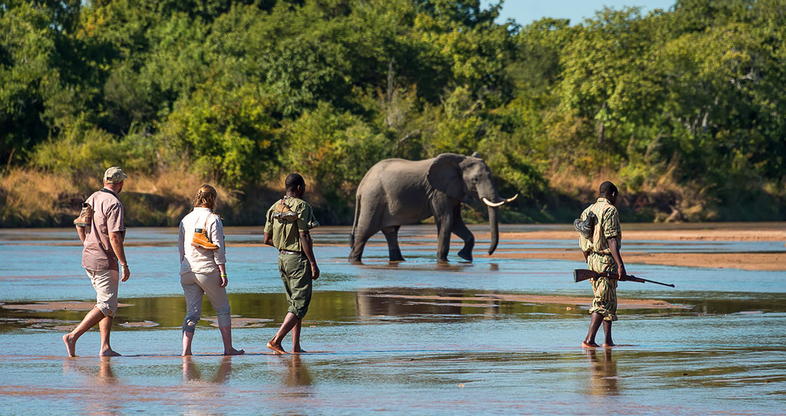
top-left (586, 348), bottom-right (619, 396)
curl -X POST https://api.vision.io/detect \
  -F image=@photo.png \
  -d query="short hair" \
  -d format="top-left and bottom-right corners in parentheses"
top-left (599, 181), bottom-right (618, 197)
top-left (193, 184), bottom-right (217, 209)
top-left (285, 173), bottom-right (306, 192)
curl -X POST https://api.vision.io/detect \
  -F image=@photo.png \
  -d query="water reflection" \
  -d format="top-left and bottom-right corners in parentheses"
top-left (182, 356), bottom-right (233, 384)
top-left (585, 349), bottom-right (619, 396)
top-left (180, 357), bottom-right (234, 416)
top-left (62, 357), bottom-right (121, 415)
top-left (355, 289), bottom-right (499, 318)
top-left (268, 354), bottom-right (314, 413)
top-left (283, 355), bottom-right (313, 388)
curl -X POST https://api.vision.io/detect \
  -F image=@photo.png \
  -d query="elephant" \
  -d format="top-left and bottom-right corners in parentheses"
top-left (348, 153), bottom-right (518, 263)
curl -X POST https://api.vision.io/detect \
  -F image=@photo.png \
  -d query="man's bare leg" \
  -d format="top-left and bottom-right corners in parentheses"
top-left (62, 307), bottom-right (104, 357)
top-left (267, 313), bottom-right (299, 354)
top-left (98, 315), bottom-right (120, 356)
top-left (182, 330), bottom-right (195, 356)
top-left (219, 326), bottom-right (244, 355)
top-left (292, 319), bottom-right (304, 353)
top-left (602, 320), bottom-right (615, 347)
top-left (582, 312), bottom-right (603, 348)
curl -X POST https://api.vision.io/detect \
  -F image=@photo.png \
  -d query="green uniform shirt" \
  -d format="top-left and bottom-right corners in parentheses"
top-left (264, 196), bottom-right (319, 251)
top-left (578, 197), bottom-right (621, 255)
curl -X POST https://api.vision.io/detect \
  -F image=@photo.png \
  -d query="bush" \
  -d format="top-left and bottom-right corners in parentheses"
top-left (31, 122), bottom-right (157, 179)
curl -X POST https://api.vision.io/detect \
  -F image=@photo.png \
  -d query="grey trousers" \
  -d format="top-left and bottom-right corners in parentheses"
top-left (180, 270), bottom-right (231, 332)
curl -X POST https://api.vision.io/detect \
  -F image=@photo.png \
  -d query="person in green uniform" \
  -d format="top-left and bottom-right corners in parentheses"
top-left (578, 181), bottom-right (626, 348)
top-left (263, 173), bottom-right (320, 354)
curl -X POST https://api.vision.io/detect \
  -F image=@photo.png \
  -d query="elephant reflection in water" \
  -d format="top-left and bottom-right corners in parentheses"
top-left (355, 289), bottom-right (498, 318)
top-left (349, 153), bottom-right (517, 263)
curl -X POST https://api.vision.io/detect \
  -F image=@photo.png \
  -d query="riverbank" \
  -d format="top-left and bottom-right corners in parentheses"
top-left (2, 168), bottom-right (785, 227)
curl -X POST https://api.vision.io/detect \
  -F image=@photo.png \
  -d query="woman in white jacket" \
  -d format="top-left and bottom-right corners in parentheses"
top-left (178, 184), bottom-right (243, 356)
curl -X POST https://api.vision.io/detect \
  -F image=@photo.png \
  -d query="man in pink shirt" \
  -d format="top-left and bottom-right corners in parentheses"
top-left (63, 167), bottom-right (131, 357)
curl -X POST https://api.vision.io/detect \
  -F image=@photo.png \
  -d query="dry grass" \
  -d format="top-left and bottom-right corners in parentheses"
top-left (0, 169), bottom-right (86, 226)
top-left (0, 168), bottom-right (236, 227)
top-left (125, 171), bottom-right (237, 208)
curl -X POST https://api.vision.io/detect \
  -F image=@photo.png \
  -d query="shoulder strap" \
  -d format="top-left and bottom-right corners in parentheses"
top-left (99, 188), bottom-right (119, 200)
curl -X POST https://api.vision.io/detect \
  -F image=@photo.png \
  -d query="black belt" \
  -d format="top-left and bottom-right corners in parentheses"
top-left (279, 249), bottom-right (302, 255)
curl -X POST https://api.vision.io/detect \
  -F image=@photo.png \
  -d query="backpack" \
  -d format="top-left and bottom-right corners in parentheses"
top-left (272, 197), bottom-right (299, 223)
top-left (574, 211), bottom-right (597, 240)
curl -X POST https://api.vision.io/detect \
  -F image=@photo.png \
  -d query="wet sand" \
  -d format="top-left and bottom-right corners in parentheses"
top-left (0, 301), bottom-right (132, 312)
top-left (487, 249), bottom-right (786, 271)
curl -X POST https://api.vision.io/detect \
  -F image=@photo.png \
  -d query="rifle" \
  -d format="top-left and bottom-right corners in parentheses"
top-left (573, 269), bottom-right (675, 288)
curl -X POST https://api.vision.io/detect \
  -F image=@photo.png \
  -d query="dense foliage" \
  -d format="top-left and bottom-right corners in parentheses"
top-left (1, 0), bottom-right (785, 223)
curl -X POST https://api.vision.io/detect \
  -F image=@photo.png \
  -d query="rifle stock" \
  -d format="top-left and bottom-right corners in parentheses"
top-left (573, 269), bottom-right (675, 288)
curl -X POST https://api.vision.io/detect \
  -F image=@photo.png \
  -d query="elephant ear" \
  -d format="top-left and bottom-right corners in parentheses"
top-left (426, 153), bottom-right (467, 200)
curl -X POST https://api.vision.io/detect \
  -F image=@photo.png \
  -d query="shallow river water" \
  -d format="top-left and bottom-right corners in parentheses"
top-left (0, 225), bottom-right (784, 415)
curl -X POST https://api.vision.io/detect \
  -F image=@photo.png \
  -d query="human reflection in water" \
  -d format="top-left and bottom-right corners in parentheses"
top-left (180, 357), bottom-right (233, 415)
top-left (62, 357), bottom-right (121, 415)
top-left (182, 356), bottom-right (233, 384)
top-left (283, 354), bottom-right (313, 387)
top-left (586, 348), bottom-right (619, 396)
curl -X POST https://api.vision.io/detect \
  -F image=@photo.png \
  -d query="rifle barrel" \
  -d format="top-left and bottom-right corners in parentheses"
top-left (637, 277), bottom-right (675, 288)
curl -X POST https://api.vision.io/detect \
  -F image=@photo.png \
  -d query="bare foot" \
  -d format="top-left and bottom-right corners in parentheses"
top-left (603, 342), bottom-right (616, 348)
top-left (224, 348), bottom-right (245, 356)
top-left (100, 349), bottom-right (121, 357)
top-left (182, 350), bottom-right (192, 356)
top-left (266, 341), bottom-right (286, 354)
top-left (582, 341), bottom-right (600, 348)
top-left (62, 334), bottom-right (76, 357)
top-left (292, 347), bottom-right (306, 354)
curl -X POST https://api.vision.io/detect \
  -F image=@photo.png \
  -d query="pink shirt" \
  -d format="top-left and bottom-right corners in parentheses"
top-left (82, 189), bottom-right (125, 271)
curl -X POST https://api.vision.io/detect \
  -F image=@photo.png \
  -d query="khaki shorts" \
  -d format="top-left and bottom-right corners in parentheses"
top-left (278, 253), bottom-right (313, 319)
top-left (86, 269), bottom-right (119, 317)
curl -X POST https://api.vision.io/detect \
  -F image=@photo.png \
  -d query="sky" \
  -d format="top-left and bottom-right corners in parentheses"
top-left (483, 0), bottom-right (676, 25)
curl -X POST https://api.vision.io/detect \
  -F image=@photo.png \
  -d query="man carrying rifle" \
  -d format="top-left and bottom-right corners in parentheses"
top-left (578, 181), bottom-right (625, 348)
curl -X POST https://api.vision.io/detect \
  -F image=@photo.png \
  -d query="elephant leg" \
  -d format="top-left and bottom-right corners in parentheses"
top-left (349, 225), bottom-right (379, 263)
top-left (435, 213), bottom-right (454, 263)
top-left (381, 226), bottom-right (405, 262)
top-left (452, 207), bottom-right (475, 262)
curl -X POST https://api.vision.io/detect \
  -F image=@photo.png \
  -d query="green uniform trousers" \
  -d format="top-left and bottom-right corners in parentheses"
top-left (587, 252), bottom-right (618, 322)
top-left (278, 252), bottom-right (313, 319)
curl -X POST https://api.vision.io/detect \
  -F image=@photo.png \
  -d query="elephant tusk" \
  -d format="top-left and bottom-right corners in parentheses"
top-left (482, 197), bottom-right (506, 208)
top-left (505, 194), bottom-right (519, 203)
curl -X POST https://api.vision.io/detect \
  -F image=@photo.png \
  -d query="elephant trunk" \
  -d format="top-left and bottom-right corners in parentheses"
top-left (488, 205), bottom-right (499, 255)
top-left (476, 183), bottom-right (513, 256)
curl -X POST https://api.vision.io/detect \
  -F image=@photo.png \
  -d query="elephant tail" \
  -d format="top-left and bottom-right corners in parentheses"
top-left (350, 192), bottom-right (361, 248)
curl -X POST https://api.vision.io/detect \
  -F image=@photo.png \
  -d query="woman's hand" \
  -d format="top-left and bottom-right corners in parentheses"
top-left (219, 273), bottom-right (228, 288)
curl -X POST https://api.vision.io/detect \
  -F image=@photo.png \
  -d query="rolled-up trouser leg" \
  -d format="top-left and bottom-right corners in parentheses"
top-left (87, 269), bottom-right (119, 317)
top-left (181, 272), bottom-right (204, 333)
top-left (195, 270), bottom-right (231, 328)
